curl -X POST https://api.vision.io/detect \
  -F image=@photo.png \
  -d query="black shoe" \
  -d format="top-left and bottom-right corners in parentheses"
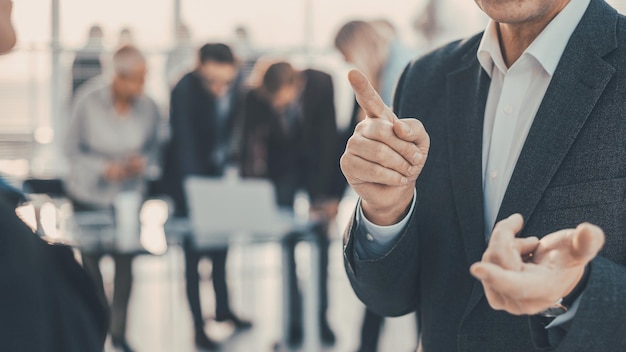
top-left (111, 338), bottom-right (135, 352)
top-left (195, 331), bottom-right (219, 351)
top-left (286, 325), bottom-right (303, 347)
top-left (215, 314), bottom-right (253, 330)
top-left (320, 321), bottom-right (336, 346)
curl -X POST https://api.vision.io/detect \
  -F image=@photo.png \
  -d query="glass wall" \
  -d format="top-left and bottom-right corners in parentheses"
top-left (0, 0), bottom-right (489, 179)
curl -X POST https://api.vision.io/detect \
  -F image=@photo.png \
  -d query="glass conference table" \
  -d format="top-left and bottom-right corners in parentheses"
top-left (37, 199), bottom-right (323, 351)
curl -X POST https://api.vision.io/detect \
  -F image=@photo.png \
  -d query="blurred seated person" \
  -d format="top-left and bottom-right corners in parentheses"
top-left (0, 1), bottom-right (107, 351)
top-left (240, 61), bottom-right (339, 347)
top-left (64, 45), bottom-right (160, 352)
top-left (160, 43), bottom-right (251, 351)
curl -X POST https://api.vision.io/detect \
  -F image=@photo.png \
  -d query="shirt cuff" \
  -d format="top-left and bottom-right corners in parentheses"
top-left (545, 293), bottom-right (583, 329)
top-left (354, 189), bottom-right (416, 259)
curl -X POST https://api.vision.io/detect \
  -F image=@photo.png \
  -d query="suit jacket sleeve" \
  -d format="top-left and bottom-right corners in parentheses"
top-left (63, 93), bottom-right (112, 204)
top-left (170, 77), bottom-right (201, 176)
top-left (344, 202), bottom-right (421, 317)
top-left (547, 257), bottom-right (626, 350)
top-left (239, 90), bottom-right (270, 178)
top-left (309, 73), bottom-right (338, 202)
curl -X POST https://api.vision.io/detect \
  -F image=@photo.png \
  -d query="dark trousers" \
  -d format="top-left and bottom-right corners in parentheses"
top-left (358, 309), bottom-right (384, 352)
top-left (284, 222), bottom-right (331, 331)
top-left (184, 242), bottom-right (232, 331)
top-left (81, 252), bottom-right (133, 342)
top-left (273, 176), bottom-right (332, 333)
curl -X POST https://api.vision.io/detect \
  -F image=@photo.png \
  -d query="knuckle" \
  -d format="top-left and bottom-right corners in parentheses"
top-left (354, 120), bottom-right (367, 133)
top-left (402, 142), bottom-right (416, 159)
top-left (339, 153), bottom-right (350, 171)
top-left (359, 119), bottom-right (374, 134)
top-left (339, 152), bottom-right (347, 165)
top-left (368, 121), bottom-right (390, 140)
top-left (411, 119), bottom-right (424, 131)
top-left (376, 144), bottom-right (387, 160)
top-left (346, 135), bottom-right (358, 151)
top-left (371, 167), bottom-right (382, 180)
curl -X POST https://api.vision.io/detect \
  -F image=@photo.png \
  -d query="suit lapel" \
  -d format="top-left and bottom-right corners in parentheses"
top-left (495, 0), bottom-right (617, 235)
top-left (446, 55), bottom-right (490, 267)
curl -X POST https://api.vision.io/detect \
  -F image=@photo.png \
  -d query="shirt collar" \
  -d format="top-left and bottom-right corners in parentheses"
top-left (477, 0), bottom-right (590, 77)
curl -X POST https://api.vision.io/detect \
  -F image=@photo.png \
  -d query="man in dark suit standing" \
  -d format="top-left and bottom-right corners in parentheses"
top-left (240, 62), bottom-right (339, 347)
top-left (0, 1), bottom-right (107, 350)
top-left (341, 0), bottom-right (626, 351)
top-left (160, 43), bottom-right (251, 350)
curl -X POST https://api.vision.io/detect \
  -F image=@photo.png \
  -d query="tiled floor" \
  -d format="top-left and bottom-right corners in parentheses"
top-left (97, 195), bottom-right (419, 352)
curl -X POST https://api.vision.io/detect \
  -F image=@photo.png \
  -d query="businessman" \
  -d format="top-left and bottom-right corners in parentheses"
top-left (240, 61), bottom-right (339, 347)
top-left (342, 0), bottom-right (626, 351)
top-left (160, 43), bottom-right (251, 350)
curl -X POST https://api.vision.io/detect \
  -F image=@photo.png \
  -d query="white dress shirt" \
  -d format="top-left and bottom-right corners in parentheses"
top-left (479, 0), bottom-right (591, 236)
top-left (355, 0), bottom-right (591, 328)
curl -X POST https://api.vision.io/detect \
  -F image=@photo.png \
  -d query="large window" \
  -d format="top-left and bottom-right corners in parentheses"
top-left (0, 0), bottom-right (487, 177)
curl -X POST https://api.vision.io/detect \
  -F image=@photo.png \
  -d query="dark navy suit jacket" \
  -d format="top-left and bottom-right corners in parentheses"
top-left (0, 193), bottom-right (107, 351)
top-left (160, 71), bottom-right (243, 216)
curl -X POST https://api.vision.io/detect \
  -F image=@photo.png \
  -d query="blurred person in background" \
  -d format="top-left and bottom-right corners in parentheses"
top-left (334, 20), bottom-right (414, 352)
top-left (0, 1), bottom-right (107, 351)
top-left (239, 61), bottom-right (338, 347)
top-left (0, 0), bottom-right (15, 53)
top-left (335, 20), bottom-right (414, 110)
top-left (160, 42), bottom-right (251, 351)
top-left (165, 23), bottom-right (195, 90)
top-left (369, 18), bottom-right (397, 42)
top-left (118, 27), bottom-right (135, 47)
top-left (411, 0), bottom-right (443, 49)
top-left (71, 24), bottom-right (105, 97)
top-left (231, 25), bottom-right (260, 87)
top-left (64, 45), bottom-right (160, 352)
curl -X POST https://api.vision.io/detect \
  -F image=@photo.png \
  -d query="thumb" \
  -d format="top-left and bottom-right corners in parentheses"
top-left (571, 223), bottom-right (605, 262)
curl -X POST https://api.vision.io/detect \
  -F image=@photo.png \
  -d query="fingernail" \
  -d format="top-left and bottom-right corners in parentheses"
top-left (401, 177), bottom-right (408, 185)
top-left (413, 153), bottom-right (421, 163)
top-left (408, 166), bottom-right (415, 175)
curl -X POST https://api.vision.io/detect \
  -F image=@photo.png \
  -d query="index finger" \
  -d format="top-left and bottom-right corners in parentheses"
top-left (348, 69), bottom-right (396, 122)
